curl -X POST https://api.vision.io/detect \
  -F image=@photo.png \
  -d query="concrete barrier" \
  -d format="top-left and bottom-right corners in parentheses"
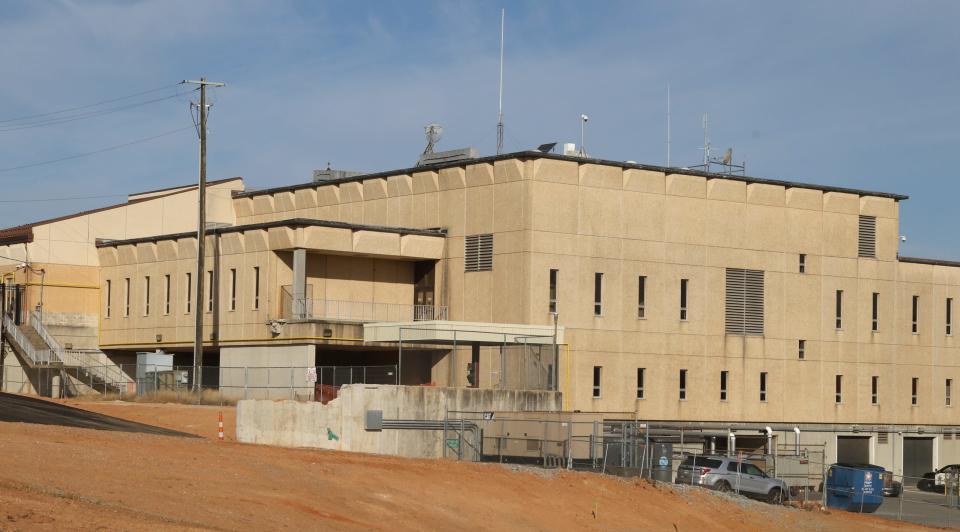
top-left (237, 384), bottom-right (561, 458)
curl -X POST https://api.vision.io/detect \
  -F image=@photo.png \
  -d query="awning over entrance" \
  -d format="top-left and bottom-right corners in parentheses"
top-left (363, 320), bottom-right (563, 346)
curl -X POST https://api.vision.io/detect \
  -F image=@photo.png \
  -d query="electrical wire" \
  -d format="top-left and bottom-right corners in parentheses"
top-left (0, 83), bottom-right (181, 125)
top-left (0, 126), bottom-right (194, 175)
top-left (0, 93), bottom-right (182, 132)
top-left (0, 193), bottom-right (128, 204)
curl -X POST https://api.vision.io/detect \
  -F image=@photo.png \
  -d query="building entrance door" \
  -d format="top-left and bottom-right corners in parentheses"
top-left (903, 437), bottom-right (934, 482)
top-left (413, 261), bottom-right (435, 320)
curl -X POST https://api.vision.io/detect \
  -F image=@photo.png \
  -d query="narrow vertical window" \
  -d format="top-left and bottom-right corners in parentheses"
top-left (124, 278), bottom-right (130, 317)
top-left (871, 292), bottom-right (879, 332)
top-left (720, 371), bottom-right (728, 401)
top-left (105, 280), bottom-right (112, 318)
top-left (871, 376), bottom-right (879, 405)
top-left (636, 368), bottom-right (645, 399)
top-left (912, 295), bottom-right (919, 334)
top-left (947, 298), bottom-right (953, 336)
top-left (185, 272), bottom-right (192, 314)
top-left (799, 253), bottom-right (806, 273)
top-left (164, 274), bottom-right (171, 315)
top-left (548, 269), bottom-right (558, 313)
top-left (835, 375), bottom-right (843, 404)
top-left (798, 339), bottom-right (806, 360)
top-left (679, 369), bottom-right (687, 400)
top-left (592, 366), bottom-right (601, 398)
top-left (946, 379), bottom-right (952, 407)
top-left (229, 268), bottom-right (237, 311)
top-left (253, 266), bottom-right (261, 310)
top-left (835, 290), bottom-right (843, 329)
top-left (759, 372), bottom-right (767, 402)
top-left (593, 273), bottom-right (603, 316)
top-left (144, 276), bottom-right (150, 316)
top-left (637, 275), bottom-right (646, 319)
top-left (680, 278), bottom-right (689, 321)
top-left (912, 377), bottom-right (919, 405)
top-left (206, 270), bottom-right (214, 312)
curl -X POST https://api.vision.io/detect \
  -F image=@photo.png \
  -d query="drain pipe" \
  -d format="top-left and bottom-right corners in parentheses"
top-left (793, 427), bottom-right (801, 456)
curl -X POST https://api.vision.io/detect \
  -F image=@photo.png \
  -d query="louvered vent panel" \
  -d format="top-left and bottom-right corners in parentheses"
top-left (858, 215), bottom-right (876, 258)
top-left (725, 268), bottom-right (764, 336)
top-left (877, 432), bottom-right (889, 445)
top-left (464, 233), bottom-right (493, 272)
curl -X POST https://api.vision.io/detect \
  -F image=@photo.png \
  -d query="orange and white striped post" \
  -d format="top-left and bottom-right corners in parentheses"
top-left (218, 411), bottom-right (224, 441)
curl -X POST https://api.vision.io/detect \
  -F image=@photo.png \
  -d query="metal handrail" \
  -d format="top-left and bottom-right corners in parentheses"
top-left (30, 310), bottom-right (63, 350)
top-left (26, 311), bottom-right (130, 388)
top-left (281, 295), bottom-right (448, 322)
top-left (2, 314), bottom-right (59, 365)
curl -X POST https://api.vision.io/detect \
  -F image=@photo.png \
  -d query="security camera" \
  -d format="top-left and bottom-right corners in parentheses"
top-left (580, 114), bottom-right (589, 122)
top-left (900, 235), bottom-right (907, 243)
top-left (16, 263), bottom-right (26, 270)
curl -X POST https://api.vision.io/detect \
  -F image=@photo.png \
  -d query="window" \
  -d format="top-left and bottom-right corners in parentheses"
top-left (680, 279), bottom-right (689, 321)
top-left (912, 295), bottom-right (919, 334)
top-left (185, 272), bottom-right (192, 314)
top-left (947, 298), bottom-right (953, 336)
top-left (253, 267), bottom-right (261, 310)
top-left (912, 377), bottom-right (919, 405)
top-left (229, 268), bottom-right (237, 311)
top-left (206, 270), bottom-right (214, 312)
top-left (679, 369), bottom-right (687, 400)
top-left (144, 276), bottom-right (151, 316)
top-left (835, 290), bottom-right (843, 329)
top-left (592, 366), bottom-right (601, 398)
top-left (124, 278), bottom-right (130, 317)
top-left (835, 375), bottom-right (843, 404)
top-left (871, 292), bottom-right (879, 332)
top-left (594, 273), bottom-right (603, 316)
top-left (871, 376), bottom-right (879, 405)
top-left (724, 268), bottom-right (764, 335)
top-left (759, 372), bottom-right (767, 402)
top-left (798, 339), bottom-right (806, 360)
top-left (105, 280), bottom-right (112, 318)
top-left (637, 275), bottom-right (646, 319)
top-left (636, 368), bottom-right (645, 399)
top-left (947, 379), bottom-right (952, 407)
top-left (464, 233), bottom-right (493, 272)
top-left (720, 371), bottom-right (728, 401)
top-left (164, 275), bottom-right (171, 315)
top-left (799, 254), bottom-right (806, 273)
top-left (548, 269), bottom-right (558, 313)
top-left (858, 215), bottom-right (876, 258)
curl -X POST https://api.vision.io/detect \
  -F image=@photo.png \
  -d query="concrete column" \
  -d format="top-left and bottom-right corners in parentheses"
top-left (293, 248), bottom-right (307, 319)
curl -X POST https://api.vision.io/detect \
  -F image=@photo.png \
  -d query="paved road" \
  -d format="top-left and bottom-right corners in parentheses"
top-left (0, 392), bottom-right (196, 437)
top-left (874, 487), bottom-right (960, 528)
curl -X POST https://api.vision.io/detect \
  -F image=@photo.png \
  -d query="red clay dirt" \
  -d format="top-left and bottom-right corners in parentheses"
top-left (0, 399), bottom-right (930, 531)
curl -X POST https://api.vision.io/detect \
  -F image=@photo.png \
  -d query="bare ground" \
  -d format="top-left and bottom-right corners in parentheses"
top-left (0, 399), bottom-right (932, 531)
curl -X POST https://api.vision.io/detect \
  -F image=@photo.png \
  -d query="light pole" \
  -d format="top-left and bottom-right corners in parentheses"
top-left (579, 114), bottom-right (589, 157)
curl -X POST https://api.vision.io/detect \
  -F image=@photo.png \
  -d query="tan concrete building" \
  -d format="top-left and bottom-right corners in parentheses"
top-left (2, 152), bottom-right (958, 479)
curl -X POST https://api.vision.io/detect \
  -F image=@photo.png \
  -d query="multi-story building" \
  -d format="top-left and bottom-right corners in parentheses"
top-left (2, 151), bottom-right (957, 479)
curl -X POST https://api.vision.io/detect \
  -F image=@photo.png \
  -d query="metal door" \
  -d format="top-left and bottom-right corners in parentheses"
top-left (837, 436), bottom-right (871, 464)
top-left (903, 437), bottom-right (934, 481)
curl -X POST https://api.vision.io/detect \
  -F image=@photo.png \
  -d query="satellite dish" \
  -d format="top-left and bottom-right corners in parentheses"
top-left (722, 148), bottom-right (733, 165)
top-left (423, 123), bottom-right (443, 155)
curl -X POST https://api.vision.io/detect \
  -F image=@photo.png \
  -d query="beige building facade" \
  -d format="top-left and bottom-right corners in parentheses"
top-left (2, 152), bottom-right (958, 478)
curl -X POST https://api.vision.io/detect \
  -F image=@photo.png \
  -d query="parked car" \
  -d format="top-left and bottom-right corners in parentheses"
top-left (917, 464), bottom-right (960, 492)
top-left (675, 455), bottom-right (788, 504)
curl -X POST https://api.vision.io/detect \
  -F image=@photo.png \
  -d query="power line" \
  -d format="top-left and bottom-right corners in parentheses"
top-left (0, 83), bottom-right (181, 124)
top-left (0, 93), bottom-right (182, 132)
top-left (0, 126), bottom-right (193, 175)
top-left (0, 193), bottom-right (127, 204)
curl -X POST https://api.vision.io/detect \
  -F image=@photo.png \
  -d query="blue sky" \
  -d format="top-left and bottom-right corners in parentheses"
top-left (0, 0), bottom-right (958, 258)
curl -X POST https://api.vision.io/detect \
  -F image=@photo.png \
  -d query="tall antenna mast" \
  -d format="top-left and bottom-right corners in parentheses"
top-left (666, 83), bottom-right (671, 167)
top-left (496, 8), bottom-right (505, 155)
top-left (701, 112), bottom-right (711, 171)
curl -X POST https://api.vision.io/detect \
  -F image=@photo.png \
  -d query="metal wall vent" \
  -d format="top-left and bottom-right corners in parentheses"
top-left (858, 215), bottom-right (877, 258)
top-left (464, 233), bottom-right (493, 272)
top-left (725, 268), bottom-right (765, 336)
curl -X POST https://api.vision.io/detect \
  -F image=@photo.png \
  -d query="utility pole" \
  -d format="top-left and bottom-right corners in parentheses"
top-left (182, 77), bottom-right (225, 393)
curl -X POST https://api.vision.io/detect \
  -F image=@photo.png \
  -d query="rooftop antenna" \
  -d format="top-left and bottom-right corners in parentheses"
top-left (579, 114), bottom-right (589, 157)
top-left (699, 113), bottom-right (711, 172)
top-left (422, 123), bottom-right (443, 156)
top-left (496, 8), bottom-right (505, 155)
top-left (666, 82), bottom-right (671, 167)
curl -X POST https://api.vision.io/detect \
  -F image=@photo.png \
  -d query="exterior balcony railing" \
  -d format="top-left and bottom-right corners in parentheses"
top-left (280, 293), bottom-right (447, 323)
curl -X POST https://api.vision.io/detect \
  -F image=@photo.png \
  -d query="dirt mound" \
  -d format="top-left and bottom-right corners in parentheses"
top-left (0, 400), bottom-right (927, 531)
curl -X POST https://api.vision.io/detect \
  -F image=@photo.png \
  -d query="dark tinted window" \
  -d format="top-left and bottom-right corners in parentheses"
top-left (682, 457), bottom-right (722, 468)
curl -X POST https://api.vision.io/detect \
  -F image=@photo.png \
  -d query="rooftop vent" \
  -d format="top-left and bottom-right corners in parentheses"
top-left (313, 164), bottom-right (365, 183)
top-left (418, 147), bottom-right (478, 166)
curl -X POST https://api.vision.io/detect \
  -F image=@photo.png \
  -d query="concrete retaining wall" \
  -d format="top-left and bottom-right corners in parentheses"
top-left (237, 384), bottom-right (561, 458)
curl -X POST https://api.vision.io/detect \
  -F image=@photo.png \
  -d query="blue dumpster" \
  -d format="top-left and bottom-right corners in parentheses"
top-left (825, 463), bottom-right (885, 513)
